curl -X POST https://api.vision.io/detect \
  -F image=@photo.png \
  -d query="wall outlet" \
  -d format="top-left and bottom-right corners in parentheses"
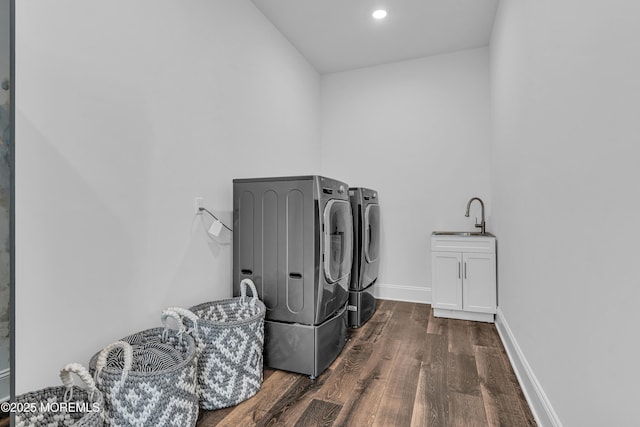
top-left (194, 197), bottom-right (204, 214)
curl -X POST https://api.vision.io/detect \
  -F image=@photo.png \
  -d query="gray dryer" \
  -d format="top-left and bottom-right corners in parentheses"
top-left (233, 175), bottom-right (353, 378)
top-left (348, 187), bottom-right (380, 328)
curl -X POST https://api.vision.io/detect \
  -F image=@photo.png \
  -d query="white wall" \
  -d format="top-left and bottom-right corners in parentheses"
top-left (320, 48), bottom-right (491, 302)
top-left (15, 0), bottom-right (319, 393)
top-left (491, 1), bottom-right (640, 425)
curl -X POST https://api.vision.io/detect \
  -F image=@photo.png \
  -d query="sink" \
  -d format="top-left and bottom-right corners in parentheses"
top-left (433, 231), bottom-right (495, 237)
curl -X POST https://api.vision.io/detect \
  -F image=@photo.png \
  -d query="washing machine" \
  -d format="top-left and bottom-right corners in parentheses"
top-left (348, 187), bottom-right (380, 328)
top-left (233, 175), bottom-right (353, 378)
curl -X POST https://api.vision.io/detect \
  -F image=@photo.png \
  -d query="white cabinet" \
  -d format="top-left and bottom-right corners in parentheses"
top-left (432, 251), bottom-right (463, 310)
top-left (431, 234), bottom-right (496, 322)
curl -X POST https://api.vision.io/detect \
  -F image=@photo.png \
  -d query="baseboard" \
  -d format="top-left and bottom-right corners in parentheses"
top-left (495, 308), bottom-right (562, 427)
top-left (372, 283), bottom-right (431, 304)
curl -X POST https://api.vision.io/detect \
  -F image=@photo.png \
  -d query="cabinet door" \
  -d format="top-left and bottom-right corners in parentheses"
top-left (432, 251), bottom-right (462, 310)
top-left (462, 253), bottom-right (496, 313)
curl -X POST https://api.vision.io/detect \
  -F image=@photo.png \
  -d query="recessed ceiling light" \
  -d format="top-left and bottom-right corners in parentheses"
top-left (372, 9), bottom-right (388, 20)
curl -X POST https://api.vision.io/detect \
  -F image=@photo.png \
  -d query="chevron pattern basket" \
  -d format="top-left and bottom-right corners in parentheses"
top-left (15, 363), bottom-right (104, 427)
top-left (169, 278), bottom-right (266, 410)
top-left (89, 311), bottom-right (199, 427)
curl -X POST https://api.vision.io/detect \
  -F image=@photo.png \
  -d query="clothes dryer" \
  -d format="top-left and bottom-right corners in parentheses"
top-left (348, 188), bottom-right (380, 328)
top-left (233, 175), bottom-right (352, 378)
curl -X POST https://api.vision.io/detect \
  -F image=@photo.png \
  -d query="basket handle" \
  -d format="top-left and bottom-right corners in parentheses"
top-left (240, 278), bottom-right (259, 306)
top-left (161, 308), bottom-right (190, 342)
top-left (60, 363), bottom-right (98, 402)
top-left (165, 306), bottom-right (199, 336)
top-left (95, 341), bottom-right (133, 386)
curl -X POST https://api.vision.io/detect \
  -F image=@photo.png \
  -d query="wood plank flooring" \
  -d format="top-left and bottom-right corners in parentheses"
top-left (197, 300), bottom-right (536, 427)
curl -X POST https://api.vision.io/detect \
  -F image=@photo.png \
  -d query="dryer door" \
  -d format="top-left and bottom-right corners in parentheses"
top-left (364, 203), bottom-right (380, 263)
top-left (323, 199), bottom-right (353, 284)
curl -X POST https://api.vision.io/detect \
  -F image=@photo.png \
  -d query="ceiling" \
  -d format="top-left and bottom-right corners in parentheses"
top-left (250, 0), bottom-right (499, 74)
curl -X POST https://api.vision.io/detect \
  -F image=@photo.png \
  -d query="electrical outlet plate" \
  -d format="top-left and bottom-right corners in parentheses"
top-left (195, 197), bottom-right (204, 214)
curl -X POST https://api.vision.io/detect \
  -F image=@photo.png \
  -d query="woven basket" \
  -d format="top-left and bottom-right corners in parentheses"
top-left (15, 363), bottom-right (104, 427)
top-left (89, 311), bottom-right (199, 427)
top-left (169, 278), bottom-right (266, 410)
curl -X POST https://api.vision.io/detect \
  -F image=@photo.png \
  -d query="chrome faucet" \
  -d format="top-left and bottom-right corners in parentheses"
top-left (465, 197), bottom-right (486, 234)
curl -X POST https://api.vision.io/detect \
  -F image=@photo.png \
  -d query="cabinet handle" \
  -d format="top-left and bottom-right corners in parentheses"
top-left (458, 262), bottom-right (461, 279)
top-left (464, 262), bottom-right (467, 279)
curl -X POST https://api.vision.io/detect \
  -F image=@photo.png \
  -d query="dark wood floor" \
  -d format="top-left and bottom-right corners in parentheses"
top-left (196, 300), bottom-right (536, 427)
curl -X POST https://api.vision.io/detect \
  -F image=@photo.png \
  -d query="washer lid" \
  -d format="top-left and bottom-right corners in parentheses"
top-left (323, 199), bottom-right (353, 283)
top-left (364, 204), bottom-right (380, 263)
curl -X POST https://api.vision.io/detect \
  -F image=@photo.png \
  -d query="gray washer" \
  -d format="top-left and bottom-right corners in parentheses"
top-left (233, 175), bottom-right (352, 378)
top-left (348, 187), bottom-right (380, 328)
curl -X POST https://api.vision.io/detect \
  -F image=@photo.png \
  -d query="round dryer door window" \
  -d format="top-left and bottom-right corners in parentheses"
top-left (323, 199), bottom-right (353, 283)
top-left (365, 204), bottom-right (380, 263)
